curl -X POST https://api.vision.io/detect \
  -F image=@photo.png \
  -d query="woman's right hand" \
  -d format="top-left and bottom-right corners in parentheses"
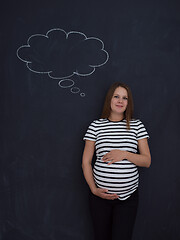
top-left (92, 188), bottom-right (119, 200)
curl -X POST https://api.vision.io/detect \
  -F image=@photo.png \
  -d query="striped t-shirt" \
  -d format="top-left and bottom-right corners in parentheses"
top-left (83, 118), bottom-right (149, 200)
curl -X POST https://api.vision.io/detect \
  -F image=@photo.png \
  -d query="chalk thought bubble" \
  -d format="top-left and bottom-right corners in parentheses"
top-left (17, 28), bottom-right (109, 96)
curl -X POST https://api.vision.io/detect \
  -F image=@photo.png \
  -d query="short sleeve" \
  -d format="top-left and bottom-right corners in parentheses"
top-left (83, 121), bottom-right (97, 142)
top-left (136, 120), bottom-right (149, 140)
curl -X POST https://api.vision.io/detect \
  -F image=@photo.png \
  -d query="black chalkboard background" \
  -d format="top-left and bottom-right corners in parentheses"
top-left (1, 0), bottom-right (180, 239)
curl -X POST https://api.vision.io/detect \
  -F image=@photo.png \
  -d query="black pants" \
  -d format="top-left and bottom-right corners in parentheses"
top-left (89, 190), bottom-right (139, 240)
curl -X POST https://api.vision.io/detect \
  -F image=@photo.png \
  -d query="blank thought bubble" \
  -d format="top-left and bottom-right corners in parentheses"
top-left (17, 28), bottom-right (109, 96)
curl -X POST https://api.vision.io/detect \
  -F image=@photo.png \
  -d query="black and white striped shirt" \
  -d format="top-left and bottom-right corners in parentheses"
top-left (83, 118), bottom-right (149, 200)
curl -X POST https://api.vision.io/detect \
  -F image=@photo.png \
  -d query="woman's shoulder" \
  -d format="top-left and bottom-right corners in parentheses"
top-left (87, 118), bottom-right (109, 128)
top-left (129, 118), bottom-right (143, 126)
top-left (91, 118), bottom-right (109, 124)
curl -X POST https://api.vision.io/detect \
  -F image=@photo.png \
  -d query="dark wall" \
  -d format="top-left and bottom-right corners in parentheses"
top-left (1, 0), bottom-right (180, 239)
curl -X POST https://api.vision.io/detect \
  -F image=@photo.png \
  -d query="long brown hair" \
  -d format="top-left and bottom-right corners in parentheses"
top-left (101, 82), bottom-right (134, 129)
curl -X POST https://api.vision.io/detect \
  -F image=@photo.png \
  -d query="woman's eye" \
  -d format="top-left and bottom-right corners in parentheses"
top-left (113, 95), bottom-right (128, 100)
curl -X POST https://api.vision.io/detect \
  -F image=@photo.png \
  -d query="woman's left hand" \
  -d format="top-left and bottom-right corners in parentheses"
top-left (102, 150), bottom-right (127, 165)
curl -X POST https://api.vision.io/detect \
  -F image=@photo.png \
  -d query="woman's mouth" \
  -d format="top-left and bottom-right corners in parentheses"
top-left (116, 105), bottom-right (123, 108)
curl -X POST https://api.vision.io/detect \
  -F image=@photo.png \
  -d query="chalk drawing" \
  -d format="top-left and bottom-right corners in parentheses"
top-left (58, 79), bottom-right (74, 88)
top-left (17, 28), bottom-right (109, 96)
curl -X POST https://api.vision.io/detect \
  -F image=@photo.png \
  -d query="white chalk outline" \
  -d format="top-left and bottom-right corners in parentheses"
top-left (16, 28), bottom-right (109, 80)
top-left (71, 87), bottom-right (80, 94)
top-left (80, 93), bottom-right (86, 97)
top-left (58, 79), bottom-right (74, 88)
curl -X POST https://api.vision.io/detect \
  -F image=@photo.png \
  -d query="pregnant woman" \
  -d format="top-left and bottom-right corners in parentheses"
top-left (82, 82), bottom-right (151, 240)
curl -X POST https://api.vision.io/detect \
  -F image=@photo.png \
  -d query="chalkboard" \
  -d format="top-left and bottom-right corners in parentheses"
top-left (1, 0), bottom-right (180, 239)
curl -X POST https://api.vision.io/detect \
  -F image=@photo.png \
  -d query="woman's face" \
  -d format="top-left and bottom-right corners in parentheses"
top-left (110, 87), bottom-right (128, 115)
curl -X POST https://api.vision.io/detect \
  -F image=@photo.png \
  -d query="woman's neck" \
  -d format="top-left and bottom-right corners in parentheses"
top-left (108, 113), bottom-right (124, 122)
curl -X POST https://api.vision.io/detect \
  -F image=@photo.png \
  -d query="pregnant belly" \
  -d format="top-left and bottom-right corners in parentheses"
top-left (93, 159), bottom-right (139, 196)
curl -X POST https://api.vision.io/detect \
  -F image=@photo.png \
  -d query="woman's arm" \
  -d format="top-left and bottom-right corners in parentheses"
top-left (82, 140), bottom-right (119, 199)
top-left (102, 138), bottom-right (151, 168)
top-left (82, 140), bottom-right (97, 193)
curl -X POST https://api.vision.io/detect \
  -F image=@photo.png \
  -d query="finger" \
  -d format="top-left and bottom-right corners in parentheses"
top-left (103, 157), bottom-right (113, 162)
top-left (107, 159), bottom-right (114, 165)
top-left (101, 193), bottom-right (119, 200)
top-left (108, 193), bottom-right (119, 198)
top-left (99, 188), bottom-right (108, 193)
top-left (102, 189), bottom-right (119, 198)
top-left (103, 159), bottom-right (110, 162)
top-left (104, 195), bottom-right (118, 200)
top-left (101, 194), bottom-right (113, 200)
top-left (111, 195), bottom-right (119, 200)
top-left (113, 194), bottom-right (119, 198)
top-left (102, 153), bottom-right (111, 159)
